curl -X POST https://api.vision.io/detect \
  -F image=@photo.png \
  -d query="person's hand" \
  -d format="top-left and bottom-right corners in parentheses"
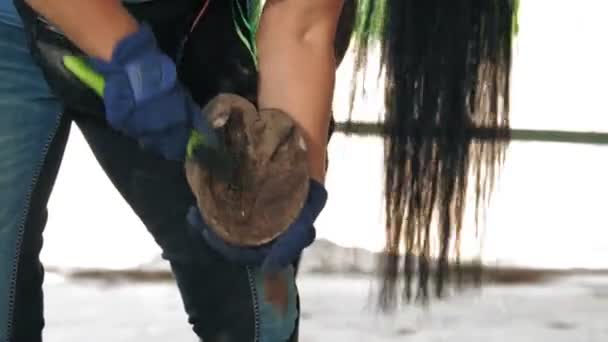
top-left (62, 23), bottom-right (218, 161)
top-left (187, 179), bottom-right (328, 274)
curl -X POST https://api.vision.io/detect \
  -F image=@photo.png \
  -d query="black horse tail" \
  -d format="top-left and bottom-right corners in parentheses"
top-left (349, 0), bottom-right (516, 309)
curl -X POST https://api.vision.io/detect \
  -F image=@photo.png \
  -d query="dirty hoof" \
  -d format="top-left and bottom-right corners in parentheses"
top-left (185, 93), bottom-right (310, 247)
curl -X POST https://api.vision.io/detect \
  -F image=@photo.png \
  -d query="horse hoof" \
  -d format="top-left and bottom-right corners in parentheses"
top-left (185, 93), bottom-right (310, 247)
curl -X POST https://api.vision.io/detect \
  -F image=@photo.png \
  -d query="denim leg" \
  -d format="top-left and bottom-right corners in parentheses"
top-left (74, 115), bottom-right (299, 342)
top-left (0, 21), bottom-right (67, 342)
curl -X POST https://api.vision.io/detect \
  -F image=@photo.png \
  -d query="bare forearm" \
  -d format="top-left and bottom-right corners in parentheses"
top-left (25, 0), bottom-right (138, 61)
top-left (258, 40), bottom-right (335, 183)
top-left (257, 0), bottom-right (343, 183)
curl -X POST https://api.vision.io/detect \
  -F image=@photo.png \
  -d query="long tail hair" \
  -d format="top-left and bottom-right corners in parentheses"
top-left (349, 0), bottom-right (516, 308)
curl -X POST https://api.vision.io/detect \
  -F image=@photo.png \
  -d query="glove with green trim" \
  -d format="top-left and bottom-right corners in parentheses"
top-left (63, 24), bottom-right (222, 164)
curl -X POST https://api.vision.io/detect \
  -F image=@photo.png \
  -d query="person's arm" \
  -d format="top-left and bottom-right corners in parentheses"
top-left (25, 0), bottom-right (139, 61)
top-left (40, 0), bottom-right (224, 164)
top-left (256, 0), bottom-right (344, 184)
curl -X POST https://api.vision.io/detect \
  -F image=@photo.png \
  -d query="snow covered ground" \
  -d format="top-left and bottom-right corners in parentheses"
top-left (41, 238), bottom-right (608, 341)
top-left (42, 273), bottom-right (608, 342)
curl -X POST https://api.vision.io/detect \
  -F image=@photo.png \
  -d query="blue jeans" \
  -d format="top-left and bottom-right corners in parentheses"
top-left (0, 13), bottom-right (298, 342)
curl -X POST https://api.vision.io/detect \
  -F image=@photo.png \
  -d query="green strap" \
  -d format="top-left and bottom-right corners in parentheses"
top-left (187, 130), bottom-right (208, 158)
top-left (513, 0), bottom-right (520, 37)
top-left (247, 0), bottom-right (263, 42)
top-left (232, 0), bottom-right (262, 70)
top-left (63, 55), bottom-right (105, 97)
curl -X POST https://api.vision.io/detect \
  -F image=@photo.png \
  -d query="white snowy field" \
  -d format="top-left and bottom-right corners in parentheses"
top-left (41, 273), bottom-right (608, 342)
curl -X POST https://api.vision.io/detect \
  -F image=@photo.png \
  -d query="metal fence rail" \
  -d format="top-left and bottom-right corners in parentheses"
top-left (334, 122), bottom-right (608, 145)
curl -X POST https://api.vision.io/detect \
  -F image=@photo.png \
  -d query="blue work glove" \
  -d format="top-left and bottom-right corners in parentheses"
top-left (187, 179), bottom-right (328, 274)
top-left (63, 24), bottom-right (218, 161)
